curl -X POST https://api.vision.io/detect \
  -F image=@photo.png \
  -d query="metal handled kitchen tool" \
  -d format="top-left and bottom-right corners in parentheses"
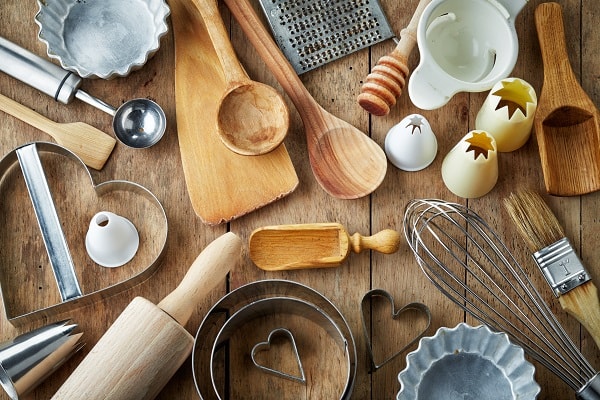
top-left (224, 0), bottom-right (388, 199)
top-left (249, 223), bottom-right (400, 271)
top-left (358, 0), bottom-right (431, 116)
top-left (403, 199), bottom-right (600, 399)
top-left (504, 189), bottom-right (600, 350)
top-left (193, 279), bottom-right (356, 400)
top-left (16, 143), bottom-right (82, 302)
top-left (0, 320), bottom-right (83, 400)
top-left (0, 36), bottom-right (166, 149)
top-left (0, 141), bottom-right (168, 325)
top-left (52, 232), bottom-right (241, 400)
top-left (258, 0), bottom-right (395, 75)
top-left (0, 92), bottom-right (115, 170)
top-left (534, 2), bottom-right (600, 196)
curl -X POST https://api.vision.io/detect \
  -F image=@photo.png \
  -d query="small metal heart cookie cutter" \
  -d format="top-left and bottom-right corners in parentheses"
top-left (361, 289), bottom-right (431, 372)
top-left (0, 141), bottom-right (168, 325)
top-left (251, 327), bottom-right (306, 384)
top-left (193, 279), bottom-right (357, 400)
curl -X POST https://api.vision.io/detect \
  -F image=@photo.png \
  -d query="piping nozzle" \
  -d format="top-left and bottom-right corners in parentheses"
top-left (0, 320), bottom-right (84, 399)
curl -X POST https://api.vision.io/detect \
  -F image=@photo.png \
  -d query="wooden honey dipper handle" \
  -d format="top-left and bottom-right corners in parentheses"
top-left (358, 0), bottom-right (431, 116)
top-left (349, 229), bottom-right (401, 254)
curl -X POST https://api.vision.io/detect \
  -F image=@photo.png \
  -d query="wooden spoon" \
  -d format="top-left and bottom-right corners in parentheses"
top-left (189, 0), bottom-right (289, 156)
top-left (249, 223), bottom-right (401, 271)
top-left (223, 0), bottom-right (388, 198)
top-left (534, 2), bottom-right (600, 196)
top-left (0, 92), bottom-right (115, 170)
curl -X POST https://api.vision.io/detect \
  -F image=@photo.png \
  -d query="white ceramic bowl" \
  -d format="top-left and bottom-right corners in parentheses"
top-left (35, 0), bottom-right (170, 79)
top-left (397, 323), bottom-right (540, 400)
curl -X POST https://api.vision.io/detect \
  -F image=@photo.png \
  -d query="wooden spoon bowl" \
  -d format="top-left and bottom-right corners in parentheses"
top-left (223, 0), bottom-right (387, 198)
top-left (191, 0), bottom-right (289, 156)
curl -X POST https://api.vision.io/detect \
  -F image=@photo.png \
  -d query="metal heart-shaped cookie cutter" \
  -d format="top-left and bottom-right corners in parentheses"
top-left (192, 279), bottom-right (357, 399)
top-left (0, 141), bottom-right (168, 325)
top-left (360, 289), bottom-right (431, 372)
top-left (251, 327), bottom-right (306, 384)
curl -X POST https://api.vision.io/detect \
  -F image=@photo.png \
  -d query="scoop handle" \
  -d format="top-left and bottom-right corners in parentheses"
top-left (535, 2), bottom-right (573, 77)
top-left (158, 232), bottom-right (242, 326)
top-left (0, 36), bottom-right (81, 104)
top-left (349, 229), bottom-right (401, 255)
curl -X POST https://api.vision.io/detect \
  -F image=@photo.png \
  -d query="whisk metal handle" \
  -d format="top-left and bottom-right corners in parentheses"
top-left (578, 373), bottom-right (600, 400)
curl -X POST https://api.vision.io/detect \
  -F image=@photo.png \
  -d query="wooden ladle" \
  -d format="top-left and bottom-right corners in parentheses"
top-left (249, 223), bottom-right (401, 271)
top-left (223, 0), bottom-right (388, 198)
top-left (190, 0), bottom-right (289, 156)
top-left (534, 2), bottom-right (600, 196)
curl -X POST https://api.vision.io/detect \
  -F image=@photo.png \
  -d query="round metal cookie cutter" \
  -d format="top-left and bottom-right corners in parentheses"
top-left (192, 280), bottom-right (357, 399)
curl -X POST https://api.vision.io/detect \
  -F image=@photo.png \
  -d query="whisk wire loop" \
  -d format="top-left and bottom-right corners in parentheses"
top-left (404, 199), bottom-right (597, 392)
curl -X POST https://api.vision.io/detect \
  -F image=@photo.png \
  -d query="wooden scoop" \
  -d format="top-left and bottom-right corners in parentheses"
top-left (190, 0), bottom-right (288, 156)
top-left (0, 92), bottom-right (115, 170)
top-left (223, 0), bottom-right (388, 199)
top-left (249, 223), bottom-right (401, 271)
top-left (534, 2), bottom-right (600, 196)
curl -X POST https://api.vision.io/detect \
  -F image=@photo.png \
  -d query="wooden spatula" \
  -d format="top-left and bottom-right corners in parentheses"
top-left (534, 2), bottom-right (600, 196)
top-left (0, 93), bottom-right (115, 170)
top-left (249, 223), bottom-right (401, 271)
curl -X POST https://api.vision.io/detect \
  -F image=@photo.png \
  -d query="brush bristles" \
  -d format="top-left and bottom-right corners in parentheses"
top-left (504, 189), bottom-right (565, 251)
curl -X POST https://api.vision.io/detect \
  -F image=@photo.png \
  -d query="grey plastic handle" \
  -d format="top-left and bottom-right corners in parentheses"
top-left (0, 36), bottom-right (81, 104)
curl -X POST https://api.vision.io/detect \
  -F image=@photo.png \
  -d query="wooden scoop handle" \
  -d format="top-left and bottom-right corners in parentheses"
top-left (357, 0), bottom-right (430, 116)
top-left (158, 232), bottom-right (242, 325)
top-left (349, 229), bottom-right (401, 254)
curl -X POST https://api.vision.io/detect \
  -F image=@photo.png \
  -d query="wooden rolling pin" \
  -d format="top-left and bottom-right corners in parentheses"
top-left (357, 0), bottom-right (431, 116)
top-left (51, 232), bottom-right (242, 400)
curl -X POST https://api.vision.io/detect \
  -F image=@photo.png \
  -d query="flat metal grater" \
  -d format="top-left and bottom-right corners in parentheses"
top-left (258, 0), bottom-right (395, 74)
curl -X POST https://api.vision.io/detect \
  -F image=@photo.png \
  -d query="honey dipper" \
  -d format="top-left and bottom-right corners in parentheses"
top-left (357, 0), bottom-right (431, 116)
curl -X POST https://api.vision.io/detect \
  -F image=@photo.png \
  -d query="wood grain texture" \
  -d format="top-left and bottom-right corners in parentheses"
top-left (171, 0), bottom-right (298, 224)
top-left (0, 1), bottom-right (598, 399)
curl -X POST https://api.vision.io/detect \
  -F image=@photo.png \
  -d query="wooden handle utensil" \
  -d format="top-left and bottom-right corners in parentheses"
top-left (249, 223), bottom-right (400, 271)
top-left (51, 232), bottom-right (242, 400)
top-left (357, 0), bottom-right (431, 116)
top-left (534, 2), bottom-right (600, 196)
top-left (0, 92), bottom-right (115, 170)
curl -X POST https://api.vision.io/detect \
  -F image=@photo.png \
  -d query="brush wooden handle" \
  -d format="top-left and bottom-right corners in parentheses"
top-left (357, 0), bottom-right (430, 116)
top-left (349, 229), bottom-right (401, 254)
top-left (52, 232), bottom-right (242, 400)
top-left (558, 281), bottom-right (600, 350)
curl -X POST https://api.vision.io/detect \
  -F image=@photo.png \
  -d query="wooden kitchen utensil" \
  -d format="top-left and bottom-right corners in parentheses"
top-left (51, 232), bottom-right (242, 400)
top-left (534, 2), bottom-right (600, 196)
top-left (223, 0), bottom-right (388, 199)
top-left (249, 223), bottom-right (400, 271)
top-left (192, 0), bottom-right (289, 156)
top-left (504, 189), bottom-right (600, 350)
top-left (170, 0), bottom-right (298, 224)
top-left (0, 93), bottom-right (115, 170)
top-left (357, 0), bottom-right (431, 116)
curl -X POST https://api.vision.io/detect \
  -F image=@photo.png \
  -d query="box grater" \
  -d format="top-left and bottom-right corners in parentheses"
top-left (258, 0), bottom-right (395, 74)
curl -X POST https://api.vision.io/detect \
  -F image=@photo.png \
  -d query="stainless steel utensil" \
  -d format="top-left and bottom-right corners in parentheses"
top-left (258, 0), bottom-right (395, 74)
top-left (0, 36), bottom-right (166, 149)
top-left (403, 199), bottom-right (600, 399)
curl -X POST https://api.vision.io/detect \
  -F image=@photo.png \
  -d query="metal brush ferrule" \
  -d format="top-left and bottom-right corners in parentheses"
top-left (533, 237), bottom-right (589, 296)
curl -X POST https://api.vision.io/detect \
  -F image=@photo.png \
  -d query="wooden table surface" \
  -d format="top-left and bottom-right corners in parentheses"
top-left (0, 0), bottom-right (599, 399)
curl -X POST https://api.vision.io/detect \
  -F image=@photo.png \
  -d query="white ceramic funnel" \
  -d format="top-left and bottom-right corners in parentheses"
top-left (408, 0), bottom-right (527, 110)
top-left (85, 211), bottom-right (139, 268)
top-left (441, 130), bottom-right (498, 198)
